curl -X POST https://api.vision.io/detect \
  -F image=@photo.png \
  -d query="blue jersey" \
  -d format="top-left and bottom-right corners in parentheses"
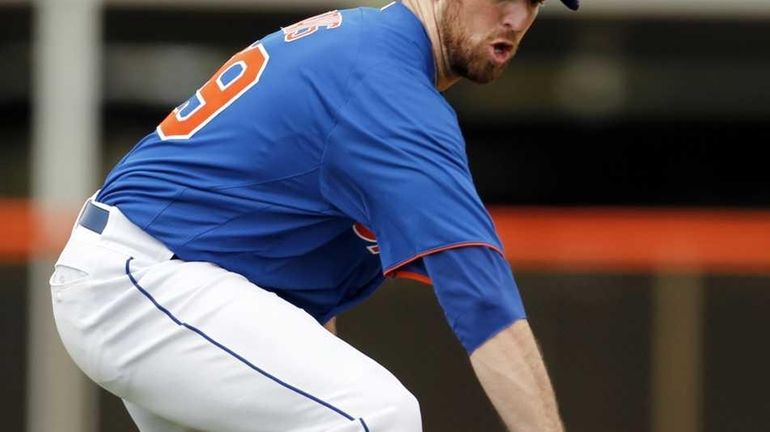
top-left (97, 3), bottom-right (512, 341)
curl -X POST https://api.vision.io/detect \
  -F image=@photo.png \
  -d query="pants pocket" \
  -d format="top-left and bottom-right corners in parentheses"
top-left (50, 264), bottom-right (90, 288)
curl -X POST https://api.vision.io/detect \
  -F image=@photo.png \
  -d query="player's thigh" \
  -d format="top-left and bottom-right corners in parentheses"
top-left (115, 258), bottom-right (419, 432)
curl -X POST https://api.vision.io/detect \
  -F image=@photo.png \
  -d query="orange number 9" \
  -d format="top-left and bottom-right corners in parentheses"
top-left (157, 42), bottom-right (270, 140)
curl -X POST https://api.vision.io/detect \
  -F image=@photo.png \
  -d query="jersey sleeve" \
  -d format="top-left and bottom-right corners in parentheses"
top-left (387, 247), bottom-right (526, 353)
top-left (320, 63), bottom-right (503, 274)
top-left (422, 247), bottom-right (526, 353)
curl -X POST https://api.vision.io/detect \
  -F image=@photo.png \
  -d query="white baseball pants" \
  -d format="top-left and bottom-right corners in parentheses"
top-left (50, 198), bottom-right (422, 432)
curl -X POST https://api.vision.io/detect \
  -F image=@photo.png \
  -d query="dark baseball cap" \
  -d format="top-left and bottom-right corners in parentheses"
top-left (560, 0), bottom-right (580, 10)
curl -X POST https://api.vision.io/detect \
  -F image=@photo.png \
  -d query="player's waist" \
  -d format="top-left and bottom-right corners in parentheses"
top-left (69, 194), bottom-right (175, 264)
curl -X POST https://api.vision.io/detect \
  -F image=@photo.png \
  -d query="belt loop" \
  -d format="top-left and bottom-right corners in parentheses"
top-left (78, 201), bottom-right (109, 234)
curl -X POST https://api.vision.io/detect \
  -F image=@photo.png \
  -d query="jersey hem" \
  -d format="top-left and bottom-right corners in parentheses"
top-left (390, 270), bottom-right (432, 285)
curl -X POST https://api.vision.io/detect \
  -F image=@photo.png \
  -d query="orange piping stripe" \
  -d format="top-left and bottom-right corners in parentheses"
top-left (383, 242), bottom-right (503, 275)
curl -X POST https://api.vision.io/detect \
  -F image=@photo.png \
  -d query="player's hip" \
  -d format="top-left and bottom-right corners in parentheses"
top-left (50, 195), bottom-right (172, 388)
top-left (56, 193), bottom-right (174, 272)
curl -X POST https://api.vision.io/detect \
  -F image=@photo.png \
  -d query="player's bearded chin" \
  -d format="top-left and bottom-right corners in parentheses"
top-left (440, 0), bottom-right (513, 84)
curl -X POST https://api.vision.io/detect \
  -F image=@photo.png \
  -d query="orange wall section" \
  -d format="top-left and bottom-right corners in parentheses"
top-left (2, 200), bottom-right (770, 273)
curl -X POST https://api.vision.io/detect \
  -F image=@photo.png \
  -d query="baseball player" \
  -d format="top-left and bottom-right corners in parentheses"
top-left (50, 0), bottom-right (578, 430)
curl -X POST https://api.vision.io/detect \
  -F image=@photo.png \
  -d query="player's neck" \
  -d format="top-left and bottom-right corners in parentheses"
top-left (401, 0), bottom-right (461, 92)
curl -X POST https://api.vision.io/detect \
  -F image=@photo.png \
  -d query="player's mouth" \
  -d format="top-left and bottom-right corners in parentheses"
top-left (490, 40), bottom-right (515, 65)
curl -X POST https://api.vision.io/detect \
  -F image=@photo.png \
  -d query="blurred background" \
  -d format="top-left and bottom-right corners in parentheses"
top-left (2, 0), bottom-right (770, 431)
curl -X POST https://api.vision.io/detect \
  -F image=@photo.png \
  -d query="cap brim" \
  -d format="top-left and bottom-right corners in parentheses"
top-left (560, 0), bottom-right (580, 10)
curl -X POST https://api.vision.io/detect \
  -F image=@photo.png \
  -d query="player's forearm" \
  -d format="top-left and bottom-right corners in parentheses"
top-left (323, 317), bottom-right (337, 335)
top-left (470, 319), bottom-right (564, 432)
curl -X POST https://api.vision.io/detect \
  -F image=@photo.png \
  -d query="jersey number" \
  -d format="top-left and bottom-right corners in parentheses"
top-left (156, 43), bottom-right (269, 140)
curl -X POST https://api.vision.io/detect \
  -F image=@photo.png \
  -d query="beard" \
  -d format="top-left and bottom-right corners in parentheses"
top-left (439, 0), bottom-right (515, 84)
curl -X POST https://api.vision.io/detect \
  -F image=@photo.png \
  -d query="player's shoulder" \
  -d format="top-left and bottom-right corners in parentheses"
top-left (356, 2), bottom-right (436, 77)
top-left (334, 5), bottom-right (461, 144)
top-left (259, 3), bottom-right (432, 77)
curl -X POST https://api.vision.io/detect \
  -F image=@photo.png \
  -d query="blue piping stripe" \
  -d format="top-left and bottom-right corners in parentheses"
top-left (359, 418), bottom-right (370, 431)
top-left (124, 257), bottom-right (359, 424)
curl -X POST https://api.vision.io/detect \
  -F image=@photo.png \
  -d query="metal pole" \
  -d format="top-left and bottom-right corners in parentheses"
top-left (651, 272), bottom-right (703, 432)
top-left (28, 0), bottom-right (101, 431)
